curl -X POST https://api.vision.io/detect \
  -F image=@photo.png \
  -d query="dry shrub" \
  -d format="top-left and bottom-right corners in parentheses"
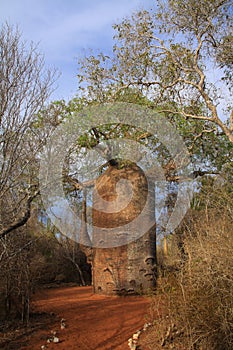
top-left (143, 182), bottom-right (233, 350)
top-left (173, 210), bottom-right (233, 350)
top-left (0, 230), bottom-right (36, 323)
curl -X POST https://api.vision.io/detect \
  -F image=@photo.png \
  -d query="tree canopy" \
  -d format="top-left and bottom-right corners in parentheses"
top-left (78, 0), bottom-right (233, 145)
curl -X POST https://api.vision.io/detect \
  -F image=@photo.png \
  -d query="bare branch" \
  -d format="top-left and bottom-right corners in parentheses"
top-left (230, 109), bottom-right (233, 131)
top-left (65, 175), bottom-right (96, 191)
top-left (0, 190), bottom-right (39, 239)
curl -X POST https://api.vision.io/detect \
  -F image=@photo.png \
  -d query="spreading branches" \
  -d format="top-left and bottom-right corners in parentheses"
top-left (77, 1), bottom-right (233, 144)
top-left (0, 23), bottom-right (57, 237)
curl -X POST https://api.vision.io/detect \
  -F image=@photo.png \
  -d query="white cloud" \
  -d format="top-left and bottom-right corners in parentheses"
top-left (0, 0), bottom-right (155, 99)
top-left (1, 0), bottom-right (144, 48)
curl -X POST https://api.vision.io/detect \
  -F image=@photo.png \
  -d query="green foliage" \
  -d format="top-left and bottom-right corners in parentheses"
top-left (77, 0), bottom-right (233, 145)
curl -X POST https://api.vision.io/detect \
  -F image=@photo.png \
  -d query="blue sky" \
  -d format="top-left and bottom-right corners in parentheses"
top-left (0, 0), bottom-right (155, 101)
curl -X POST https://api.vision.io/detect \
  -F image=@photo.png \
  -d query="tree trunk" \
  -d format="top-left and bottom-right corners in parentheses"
top-left (92, 162), bottom-right (156, 295)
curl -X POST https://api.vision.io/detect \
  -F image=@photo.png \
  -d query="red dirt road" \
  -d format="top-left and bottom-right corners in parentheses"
top-left (21, 286), bottom-right (150, 350)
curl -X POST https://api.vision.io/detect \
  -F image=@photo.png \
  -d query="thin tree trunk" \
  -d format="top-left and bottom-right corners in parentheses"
top-left (163, 236), bottom-right (168, 256)
top-left (73, 262), bottom-right (86, 286)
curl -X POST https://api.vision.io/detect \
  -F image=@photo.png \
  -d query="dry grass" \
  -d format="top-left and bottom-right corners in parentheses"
top-left (140, 182), bottom-right (233, 350)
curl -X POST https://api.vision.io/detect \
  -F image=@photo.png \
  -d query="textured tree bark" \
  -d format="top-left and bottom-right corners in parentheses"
top-left (92, 162), bottom-right (156, 295)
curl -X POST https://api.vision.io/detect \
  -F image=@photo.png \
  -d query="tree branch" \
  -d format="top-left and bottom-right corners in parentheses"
top-left (65, 175), bottom-right (96, 191)
top-left (230, 109), bottom-right (233, 131)
top-left (0, 189), bottom-right (39, 239)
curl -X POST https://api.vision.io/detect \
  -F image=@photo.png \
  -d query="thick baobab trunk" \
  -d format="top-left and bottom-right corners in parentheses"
top-left (92, 162), bottom-right (156, 295)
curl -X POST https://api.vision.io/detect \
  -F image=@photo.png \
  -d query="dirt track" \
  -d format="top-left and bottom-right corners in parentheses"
top-left (21, 286), bottom-right (150, 350)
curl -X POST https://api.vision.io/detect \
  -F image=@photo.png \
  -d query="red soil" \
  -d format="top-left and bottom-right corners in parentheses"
top-left (20, 285), bottom-right (150, 350)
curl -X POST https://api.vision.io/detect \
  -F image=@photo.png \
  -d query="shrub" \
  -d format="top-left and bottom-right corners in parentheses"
top-left (143, 180), bottom-right (233, 349)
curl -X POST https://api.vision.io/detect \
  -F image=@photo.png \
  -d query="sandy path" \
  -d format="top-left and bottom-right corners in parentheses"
top-left (20, 286), bottom-right (150, 350)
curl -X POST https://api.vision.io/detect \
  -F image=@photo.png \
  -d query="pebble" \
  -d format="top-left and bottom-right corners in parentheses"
top-left (61, 318), bottom-right (66, 330)
top-left (128, 322), bottom-right (153, 349)
top-left (53, 336), bottom-right (60, 343)
top-left (132, 331), bottom-right (141, 340)
top-left (128, 338), bottom-right (137, 350)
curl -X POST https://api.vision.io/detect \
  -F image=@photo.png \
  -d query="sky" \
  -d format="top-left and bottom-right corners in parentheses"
top-left (0, 0), bottom-right (155, 101)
